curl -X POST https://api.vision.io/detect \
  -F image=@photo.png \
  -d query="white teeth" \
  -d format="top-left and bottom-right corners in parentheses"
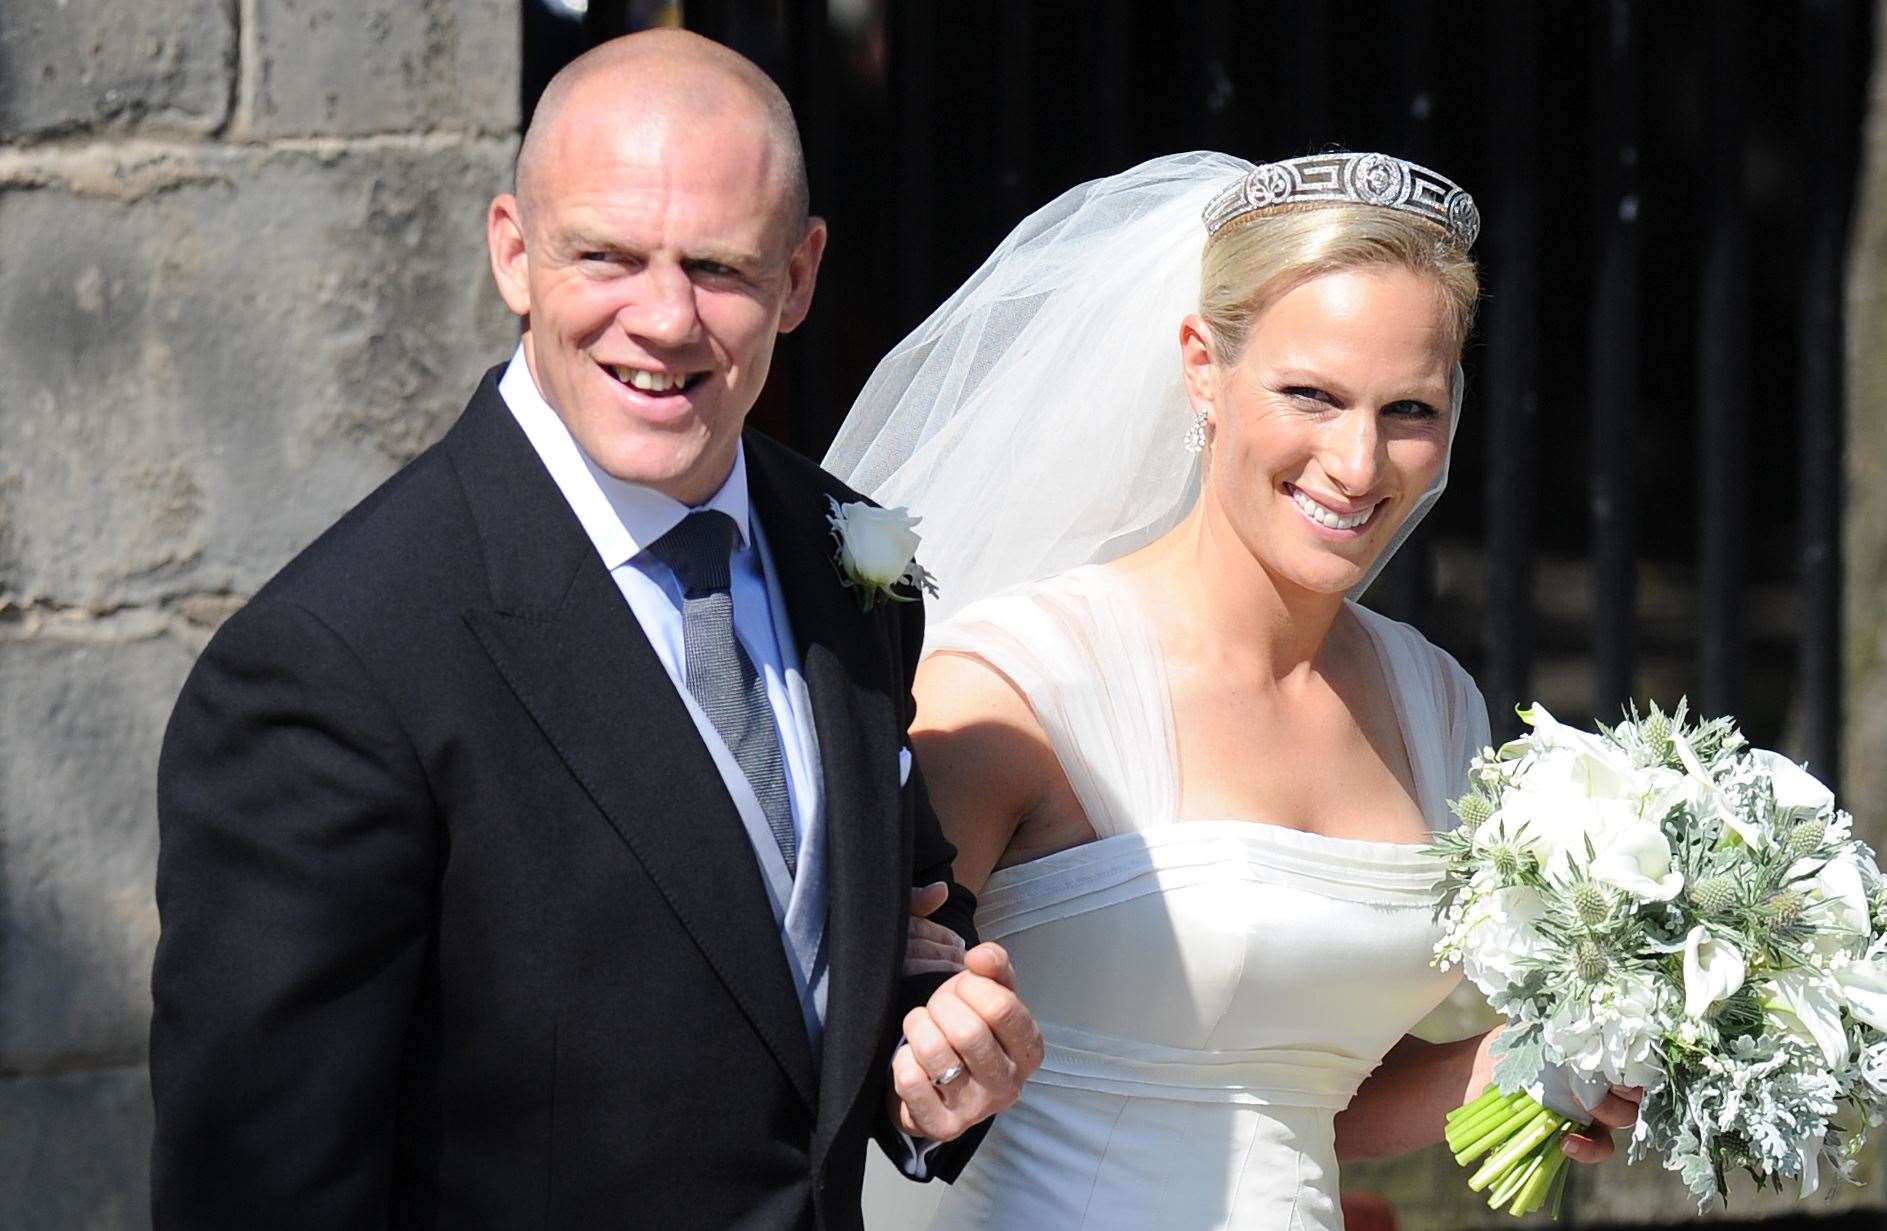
top-left (1290, 486), bottom-right (1375, 531)
top-left (611, 366), bottom-right (693, 393)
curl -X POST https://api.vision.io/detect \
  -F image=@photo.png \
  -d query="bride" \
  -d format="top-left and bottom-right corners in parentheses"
top-left (832, 153), bottom-right (1639, 1229)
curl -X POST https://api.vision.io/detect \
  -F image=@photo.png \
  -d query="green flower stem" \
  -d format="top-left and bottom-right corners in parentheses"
top-left (1509, 1138), bottom-right (1569, 1216)
top-left (1447, 1088), bottom-right (1506, 1124)
top-left (1451, 1098), bottom-right (1542, 1166)
top-left (1543, 1150), bottom-right (1572, 1218)
top-left (1447, 1090), bottom-right (1519, 1140)
top-left (1489, 1151), bottom-right (1542, 1211)
top-left (1469, 1108), bottom-right (1567, 1192)
top-left (1448, 1090), bottom-right (1530, 1148)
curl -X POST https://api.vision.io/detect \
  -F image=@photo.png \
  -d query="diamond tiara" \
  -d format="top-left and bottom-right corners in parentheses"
top-left (1202, 152), bottom-right (1481, 251)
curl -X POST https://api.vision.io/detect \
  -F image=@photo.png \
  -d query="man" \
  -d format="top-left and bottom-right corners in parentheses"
top-left (151, 30), bottom-right (1037, 1229)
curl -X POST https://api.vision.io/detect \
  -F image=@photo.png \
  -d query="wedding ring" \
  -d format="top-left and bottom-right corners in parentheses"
top-left (933, 1063), bottom-right (965, 1087)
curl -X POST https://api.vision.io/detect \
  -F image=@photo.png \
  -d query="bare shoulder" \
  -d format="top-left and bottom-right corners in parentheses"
top-left (911, 650), bottom-right (1079, 891)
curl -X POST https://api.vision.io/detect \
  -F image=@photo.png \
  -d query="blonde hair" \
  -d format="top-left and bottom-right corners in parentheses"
top-left (1199, 203), bottom-right (1480, 363)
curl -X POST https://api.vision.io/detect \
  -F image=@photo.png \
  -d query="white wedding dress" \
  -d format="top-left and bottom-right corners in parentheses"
top-left (908, 565), bottom-right (1492, 1231)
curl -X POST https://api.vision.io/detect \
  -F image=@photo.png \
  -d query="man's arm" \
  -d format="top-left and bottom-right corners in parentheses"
top-left (151, 598), bottom-right (440, 1229)
top-left (870, 596), bottom-right (1025, 1181)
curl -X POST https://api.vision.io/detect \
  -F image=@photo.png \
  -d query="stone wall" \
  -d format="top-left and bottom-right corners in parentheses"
top-left (0, 1), bottom-right (517, 1223)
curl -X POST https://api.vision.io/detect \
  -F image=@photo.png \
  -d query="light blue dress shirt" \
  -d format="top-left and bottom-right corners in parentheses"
top-left (499, 349), bottom-right (821, 852)
top-left (499, 348), bottom-right (932, 1174)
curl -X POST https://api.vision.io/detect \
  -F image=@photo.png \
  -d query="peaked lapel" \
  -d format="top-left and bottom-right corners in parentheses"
top-left (446, 375), bottom-right (818, 1109)
top-left (744, 433), bottom-right (906, 1153)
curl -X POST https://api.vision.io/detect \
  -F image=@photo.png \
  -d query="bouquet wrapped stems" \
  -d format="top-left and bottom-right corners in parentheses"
top-left (1444, 1086), bottom-right (1576, 1217)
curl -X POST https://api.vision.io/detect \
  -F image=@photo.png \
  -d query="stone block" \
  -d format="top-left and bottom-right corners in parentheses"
top-left (243, 0), bottom-right (517, 138)
top-left (0, 0), bottom-right (232, 140)
top-left (0, 631), bottom-right (195, 1071)
top-left (0, 137), bottom-right (519, 610)
top-left (0, 1066), bottom-right (152, 1230)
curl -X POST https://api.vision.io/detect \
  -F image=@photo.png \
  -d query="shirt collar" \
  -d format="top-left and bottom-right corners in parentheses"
top-left (498, 343), bottom-right (752, 571)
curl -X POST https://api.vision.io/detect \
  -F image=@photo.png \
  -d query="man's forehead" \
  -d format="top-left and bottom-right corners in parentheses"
top-left (542, 189), bottom-right (783, 262)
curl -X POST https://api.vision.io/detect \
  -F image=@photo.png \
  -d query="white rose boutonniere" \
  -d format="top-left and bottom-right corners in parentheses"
top-left (826, 497), bottom-right (938, 612)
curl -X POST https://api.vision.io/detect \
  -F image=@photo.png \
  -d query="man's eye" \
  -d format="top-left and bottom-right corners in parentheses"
top-left (1389, 400), bottom-right (1441, 420)
top-left (688, 261), bottom-right (740, 279)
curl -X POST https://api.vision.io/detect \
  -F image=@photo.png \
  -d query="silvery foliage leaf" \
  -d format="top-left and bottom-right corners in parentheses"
top-left (1490, 1023), bottom-right (1546, 1094)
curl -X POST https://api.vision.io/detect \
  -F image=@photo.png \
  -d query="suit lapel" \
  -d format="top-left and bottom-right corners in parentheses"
top-left (745, 435), bottom-right (905, 1149)
top-left (447, 377), bottom-right (818, 1108)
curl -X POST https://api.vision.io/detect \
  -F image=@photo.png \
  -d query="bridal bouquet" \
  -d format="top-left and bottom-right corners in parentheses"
top-left (1429, 702), bottom-right (1887, 1217)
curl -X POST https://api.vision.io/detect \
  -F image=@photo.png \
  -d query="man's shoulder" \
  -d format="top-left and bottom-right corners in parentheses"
top-left (743, 427), bottom-right (871, 508)
top-left (253, 373), bottom-right (505, 620)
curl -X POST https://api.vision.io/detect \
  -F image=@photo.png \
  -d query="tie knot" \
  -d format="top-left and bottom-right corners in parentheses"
top-left (649, 510), bottom-right (739, 597)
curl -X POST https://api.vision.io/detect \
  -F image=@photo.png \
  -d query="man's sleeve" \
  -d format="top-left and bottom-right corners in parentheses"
top-left (151, 598), bottom-right (440, 1229)
top-left (870, 595), bottom-right (993, 1181)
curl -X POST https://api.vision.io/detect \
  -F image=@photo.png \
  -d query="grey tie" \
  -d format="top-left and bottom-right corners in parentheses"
top-left (649, 511), bottom-right (797, 877)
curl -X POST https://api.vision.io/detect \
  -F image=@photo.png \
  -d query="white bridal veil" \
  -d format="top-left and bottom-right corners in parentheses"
top-left (823, 150), bottom-right (1466, 626)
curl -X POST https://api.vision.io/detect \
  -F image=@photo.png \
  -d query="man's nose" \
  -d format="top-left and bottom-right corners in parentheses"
top-left (1321, 407), bottom-right (1384, 495)
top-left (622, 262), bottom-right (701, 349)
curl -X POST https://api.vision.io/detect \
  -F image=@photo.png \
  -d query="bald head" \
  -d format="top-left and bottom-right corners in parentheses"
top-left (516, 30), bottom-right (809, 249)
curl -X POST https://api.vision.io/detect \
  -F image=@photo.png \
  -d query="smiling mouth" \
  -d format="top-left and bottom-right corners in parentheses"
top-left (605, 363), bottom-right (707, 395)
top-left (1286, 483), bottom-right (1382, 532)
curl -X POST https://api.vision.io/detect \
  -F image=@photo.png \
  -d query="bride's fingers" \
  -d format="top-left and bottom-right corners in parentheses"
top-left (904, 946), bottom-right (967, 977)
top-left (909, 881), bottom-right (950, 919)
top-left (907, 916), bottom-right (967, 956)
top-left (1584, 1089), bottom-right (1641, 1130)
top-left (903, 1006), bottom-right (968, 1088)
top-left (1562, 1124), bottom-right (1615, 1165)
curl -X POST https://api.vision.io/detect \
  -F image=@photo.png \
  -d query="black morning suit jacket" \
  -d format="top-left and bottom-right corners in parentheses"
top-left (150, 367), bottom-right (986, 1229)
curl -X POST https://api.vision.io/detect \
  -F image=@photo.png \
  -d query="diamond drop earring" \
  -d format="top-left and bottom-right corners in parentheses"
top-left (1184, 405), bottom-right (1209, 455)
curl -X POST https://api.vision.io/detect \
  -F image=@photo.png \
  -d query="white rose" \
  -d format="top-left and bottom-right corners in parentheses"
top-left (1750, 749), bottom-right (1835, 826)
top-left (830, 500), bottom-right (922, 589)
top-left (1682, 925), bottom-right (1746, 1017)
top-left (1544, 971), bottom-right (1666, 1089)
top-left (1599, 972), bottom-right (1668, 1089)
top-left (1461, 886), bottom-right (1553, 995)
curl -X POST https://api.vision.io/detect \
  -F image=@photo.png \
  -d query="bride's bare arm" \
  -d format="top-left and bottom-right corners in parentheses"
top-left (910, 652), bottom-right (1059, 896)
top-left (1333, 1032), bottom-right (1496, 1161)
top-left (1334, 1031), bottom-right (1640, 1165)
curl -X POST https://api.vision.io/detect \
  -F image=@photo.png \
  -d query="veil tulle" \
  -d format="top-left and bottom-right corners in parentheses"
top-left (823, 150), bottom-right (1465, 627)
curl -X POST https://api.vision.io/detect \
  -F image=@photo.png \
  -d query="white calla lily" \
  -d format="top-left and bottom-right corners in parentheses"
top-left (1834, 955), bottom-right (1887, 1031)
top-left (1591, 822), bottom-right (1685, 901)
top-left (1797, 1131), bottom-right (1824, 1199)
top-left (1763, 970), bottom-right (1850, 1068)
top-left (1672, 727), bottom-right (1765, 847)
top-left (1681, 926), bottom-right (1746, 1017)
top-left (1750, 749), bottom-right (1835, 825)
top-left (1789, 852), bottom-right (1873, 955)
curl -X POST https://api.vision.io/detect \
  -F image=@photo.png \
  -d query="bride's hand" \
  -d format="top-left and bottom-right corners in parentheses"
top-left (903, 881), bottom-right (968, 977)
top-left (1562, 1084), bottom-right (1643, 1164)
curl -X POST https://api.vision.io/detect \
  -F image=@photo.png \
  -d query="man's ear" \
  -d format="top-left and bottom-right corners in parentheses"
top-left (487, 193), bottom-right (532, 317)
top-left (776, 216), bottom-right (829, 335)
